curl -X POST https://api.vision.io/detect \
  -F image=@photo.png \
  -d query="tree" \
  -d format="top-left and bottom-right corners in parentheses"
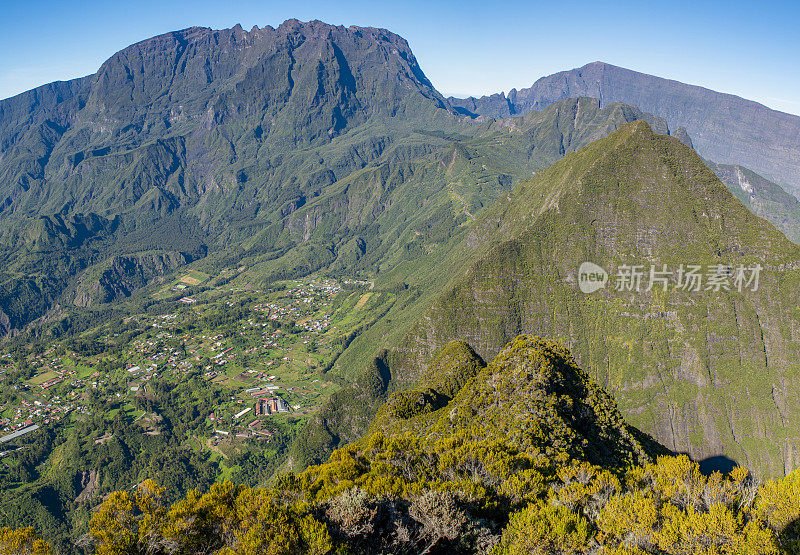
top-left (495, 501), bottom-right (592, 554)
top-left (88, 480), bottom-right (167, 554)
top-left (0, 527), bottom-right (52, 555)
top-left (597, 491), bottom-right (657, 550)
top-left (752, 470), bottom-right (800, 552)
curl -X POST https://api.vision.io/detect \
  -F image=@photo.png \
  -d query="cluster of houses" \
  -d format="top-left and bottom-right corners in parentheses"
top-left (207, 394), bottom-right (290, 444)
top-left (0, 348), bottom-right (96, 431)
top-left (40, 372), bottom-right (72, 390)
top-left (0, 279), bottom-right (353, 449)
top-left (150, 314), bottom-right (179, 329)
top-left (213, 426), bottom-right (273, 441)
top-left (299, 314), bottom-right (331, 332)
top-left (341, 279), bottom-right (371, 288)
top-left (0, 354), bottom-right (13, 382)
top-left (252, 279), bottom-right (341, 332)
top-left (0, 398), bottom-right (75, 435)
top-left (241, 330), bottom-right (282, 356)
top-left (126, 364), bottom-right (158, 392)
top-left (130, 330), bottom-right (206, 377)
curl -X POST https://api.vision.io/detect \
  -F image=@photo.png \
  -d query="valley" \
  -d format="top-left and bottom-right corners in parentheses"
top-left (0, 12), bottom-right (798, 554)
top-left (0, 273), bottom-right (394, 437)
top-left (0, 271), bottom-right (396, 547)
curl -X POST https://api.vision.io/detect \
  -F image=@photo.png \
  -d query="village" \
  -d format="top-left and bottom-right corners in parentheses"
top-left (0, 274), bottom-right (392, 452)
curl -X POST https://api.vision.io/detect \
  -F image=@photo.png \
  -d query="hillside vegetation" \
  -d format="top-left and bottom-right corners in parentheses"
top-left (5, 336), bottom-right (800, 554)
top-left (4, 20), bottom-right (800, 554)
top-left (300, 122), bottom-right (800, 478)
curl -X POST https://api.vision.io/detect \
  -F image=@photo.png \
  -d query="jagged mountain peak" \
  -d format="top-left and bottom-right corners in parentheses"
top-left (370, 335), bottom-right (656, 469)
top-left (82, 18), bottom-right (447, 128)
top-left (1, 18), bottom-right (450, 147)
top-left (0, 18), bottom-right (456, 218)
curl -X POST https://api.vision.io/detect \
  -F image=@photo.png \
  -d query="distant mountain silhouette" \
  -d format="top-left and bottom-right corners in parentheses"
top-left (449, 61), bottom-right (800, 192)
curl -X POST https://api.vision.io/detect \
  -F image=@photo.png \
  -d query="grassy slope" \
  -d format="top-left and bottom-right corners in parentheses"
top-left (305, 121), bottom-right (800, 478)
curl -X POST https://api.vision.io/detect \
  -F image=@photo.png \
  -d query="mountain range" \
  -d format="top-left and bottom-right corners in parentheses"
top-left (448, 61), bottom-right (800, 193)
top-left (332, 120), bottom-right (800, 477)
top-left (1, 17), bottom-right (800, 514)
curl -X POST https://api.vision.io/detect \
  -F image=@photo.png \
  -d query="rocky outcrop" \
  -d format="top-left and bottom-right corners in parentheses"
top-left (74, 469), bottom-right (99, 503)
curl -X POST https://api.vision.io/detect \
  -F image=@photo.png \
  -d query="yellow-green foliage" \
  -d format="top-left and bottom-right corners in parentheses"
top-left (87, 480), bottom-right (332, 555)
top-left (0, 527), bottom-right (52, 555)
top-left (371, 339), bottom-right (485, 431)
top-left (417, 339), bottom-right (486, 398)
top-left (383, 387), bottom-right (445, 420)
top-left (753, 471), bottom-right (800, 553)
top-left (60, 455), bottom-right (797, 554)
top-left (495, 456), bottom-right (787, 554)
top-left (495, 501), bottom-right (592, 554)
top-left (10, 336), bottom-right (800, 553)
top-left (372, 335), bottom-right (653, 474)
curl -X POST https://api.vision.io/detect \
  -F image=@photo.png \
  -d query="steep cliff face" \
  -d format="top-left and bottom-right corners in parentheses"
top-left (0, 20), bottom-right (453, 222)
top-left (0, 20), bottom-right (464, 331)
top-left (73, 251), bottom-right (195, 307)
top-left (449, 61), bottom-right (800, 191)
top-left (707, 161), bottom-right (800, 243)
top-left (0, 77), bottom-right (90, 154)
top-left (371, 122), bottom-right (800, 477)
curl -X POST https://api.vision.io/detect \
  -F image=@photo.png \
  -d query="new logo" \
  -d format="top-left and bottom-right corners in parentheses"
top-left (578, 262), bottom-right (608, 293)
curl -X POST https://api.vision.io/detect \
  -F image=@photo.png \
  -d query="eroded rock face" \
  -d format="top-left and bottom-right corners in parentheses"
top-left (74, 469), bottom-right (100, 504)
top-left (73, 251), bottom-right (191, 307)
top-left (707, 161), bottom-right (800, 243)
top-left (0, 20), bottom-right (451, 220)
top-left (0, 19), bottom-right (459, 332)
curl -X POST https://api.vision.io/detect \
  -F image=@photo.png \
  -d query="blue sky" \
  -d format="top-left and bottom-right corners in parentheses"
top-left (2, 0), bottom-right (799, 115)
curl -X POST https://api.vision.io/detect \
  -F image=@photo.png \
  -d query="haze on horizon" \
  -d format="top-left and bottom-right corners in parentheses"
top-left (1, 0), bottom-right (799, 117)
